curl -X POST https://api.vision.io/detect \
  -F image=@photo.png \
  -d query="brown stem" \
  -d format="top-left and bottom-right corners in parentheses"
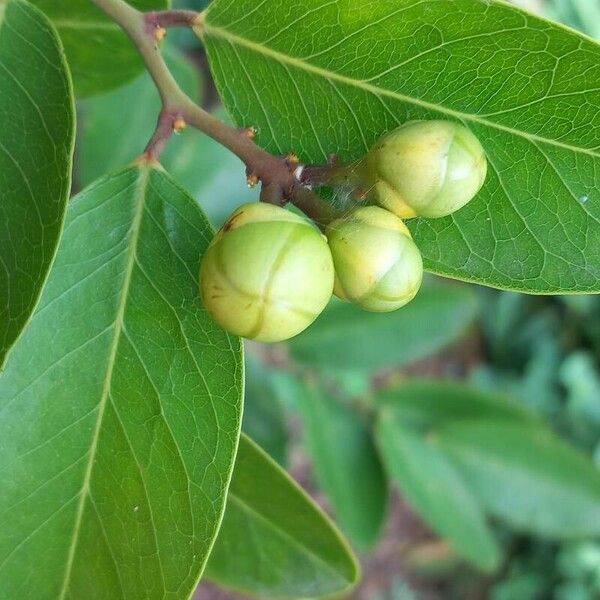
top-left (288, 187), bottom-right (339, 228)
top-left (89, 0), bottom-right (342, 227)
top-left (260, 183), bottom-right (284, 205)
top-left (141, 109), bottom-right (181, 161)
top-left (145, 9), bottom-right (199, 29)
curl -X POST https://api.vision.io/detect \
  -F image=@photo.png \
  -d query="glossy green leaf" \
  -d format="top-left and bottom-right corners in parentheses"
top-left (30, 0), bottom-right (168, 97)
top-left (203, 0), bottom-right (600, 293)
top-left (376, 412), bottom-right (500, 571)
top-left (206, 434), bottom-right (359, 599)
top-left (242, 353), bottom-right (288, 465)
top-left (0, 0), bottom-right (74, 369)
top-left (374, 380), bottom-right (540, 428)
top-left (288, 283), bottom-right (477, 372)
top-left (298, 381), bottom-right (387, 549)
top-left (439, 421), bottom-right (600, 538)
top-left (0, 166), bottom-right (243, 598)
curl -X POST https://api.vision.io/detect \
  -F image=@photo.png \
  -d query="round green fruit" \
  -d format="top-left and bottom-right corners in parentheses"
top-left (200, 202), bottom-right (334, 342)
top-left (364, 120), bottom-right (487, 219)
top-left (326, 206), bottom-right (423, 312)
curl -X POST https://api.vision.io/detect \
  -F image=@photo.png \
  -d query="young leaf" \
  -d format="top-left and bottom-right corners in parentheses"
top-left (376, 412), bottom-right (500, 572)
top-left (439, 422), bottom-right (600, 538)
top-left (288, 283), bottom-right (477, 372)
top-left (298, 381), bottom-right (387, 549)
top-left (203, 0), bottom-right (600, 293)
top-left (205, 434), bottom-right (359, 599)
top-left (374, 380), bottom-right (540, 428)
top-left (0, 166), bottom-right (243, 598)
top-left (30, 0), bottom-right (168, 97)
top-left (0, 0), bottom-right (74, 369)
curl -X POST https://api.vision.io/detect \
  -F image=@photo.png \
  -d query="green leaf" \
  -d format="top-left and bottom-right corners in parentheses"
top-left (373, 380), bottom-right (540, 428)
top-left (288, 283), bottom-right (477, 372)
top-left (375, 381), bottom-right (600, 538)
top-left (203, 0), bottom-right (600, 293)
top-left (0, 0), bottom-right (74, 369)
top-left (376, 412), bottom-right (500, 571)
top-left (298, 381), bottom-right (387, 549)
top-left (243, 353), bottom-right (288, 465)
top-left (30, 0), bottom-right (168, 97)
top-left (206, 434), bottom-right (359, 599)
top-left (439, 421), bottom-right (600, 538)
top-left (0, 166), bottom-right (243, 598)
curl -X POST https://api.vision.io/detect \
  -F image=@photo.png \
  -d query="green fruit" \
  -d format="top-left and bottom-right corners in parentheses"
top-left (327, 206), bottom-right (423, 312)
top-left (200, 202), bottom-right (334, 342)
top-left (365, 120), bottom-right (487, 219)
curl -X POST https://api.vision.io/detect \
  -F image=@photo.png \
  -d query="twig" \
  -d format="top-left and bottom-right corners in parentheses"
top-left (90, 0), bottom-right (342, 227)
top-left (141, 109), bottom-right (181, 161)
top-left (145, 9), bottom-right (199, 29)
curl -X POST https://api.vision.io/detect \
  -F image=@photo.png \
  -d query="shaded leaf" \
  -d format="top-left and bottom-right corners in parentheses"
top-left (0, 166), bottom-right (243, 598)
top-left (77, 54), bottom-right (254, 228)
top-left (298, 381), bottom-right (387, 549)
top-left (376, 381), bottom-right (600, 538)
top-left (376, 411), bottom-right (500, 571)
top-left (206, 434), bottom-right (359, 599)
top-left (0, 0), bottom-right (74, 368)
top-left (78, 45), bottom-right (201, 186)
top-left (243, 353), bottom-right (288, 465)
top-left (439, 421), bottom-right (600, 538)
top-left (560, 352), bottom-right (600, 429)
top-left (203, 0), bottom-right (600, 293)
top-left (373, 380), bottom-right (540, 428)
top-left (30, 0), bottom-right (168, 97)
top-left (288, 283), bottom-right (477, 372)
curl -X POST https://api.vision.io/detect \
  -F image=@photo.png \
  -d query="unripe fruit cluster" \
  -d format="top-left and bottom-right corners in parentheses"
top-left (200, 121), bottom-right (487, 342)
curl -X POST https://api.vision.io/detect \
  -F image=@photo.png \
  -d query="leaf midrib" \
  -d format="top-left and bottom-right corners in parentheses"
top-left (58, 167), bottom-right (149, 599)
top-left (202, 22), bottom-right (600, 160)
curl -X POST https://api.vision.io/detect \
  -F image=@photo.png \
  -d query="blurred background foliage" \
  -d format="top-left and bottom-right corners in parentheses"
top-left (73, 0), bottom-right (600, 598)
